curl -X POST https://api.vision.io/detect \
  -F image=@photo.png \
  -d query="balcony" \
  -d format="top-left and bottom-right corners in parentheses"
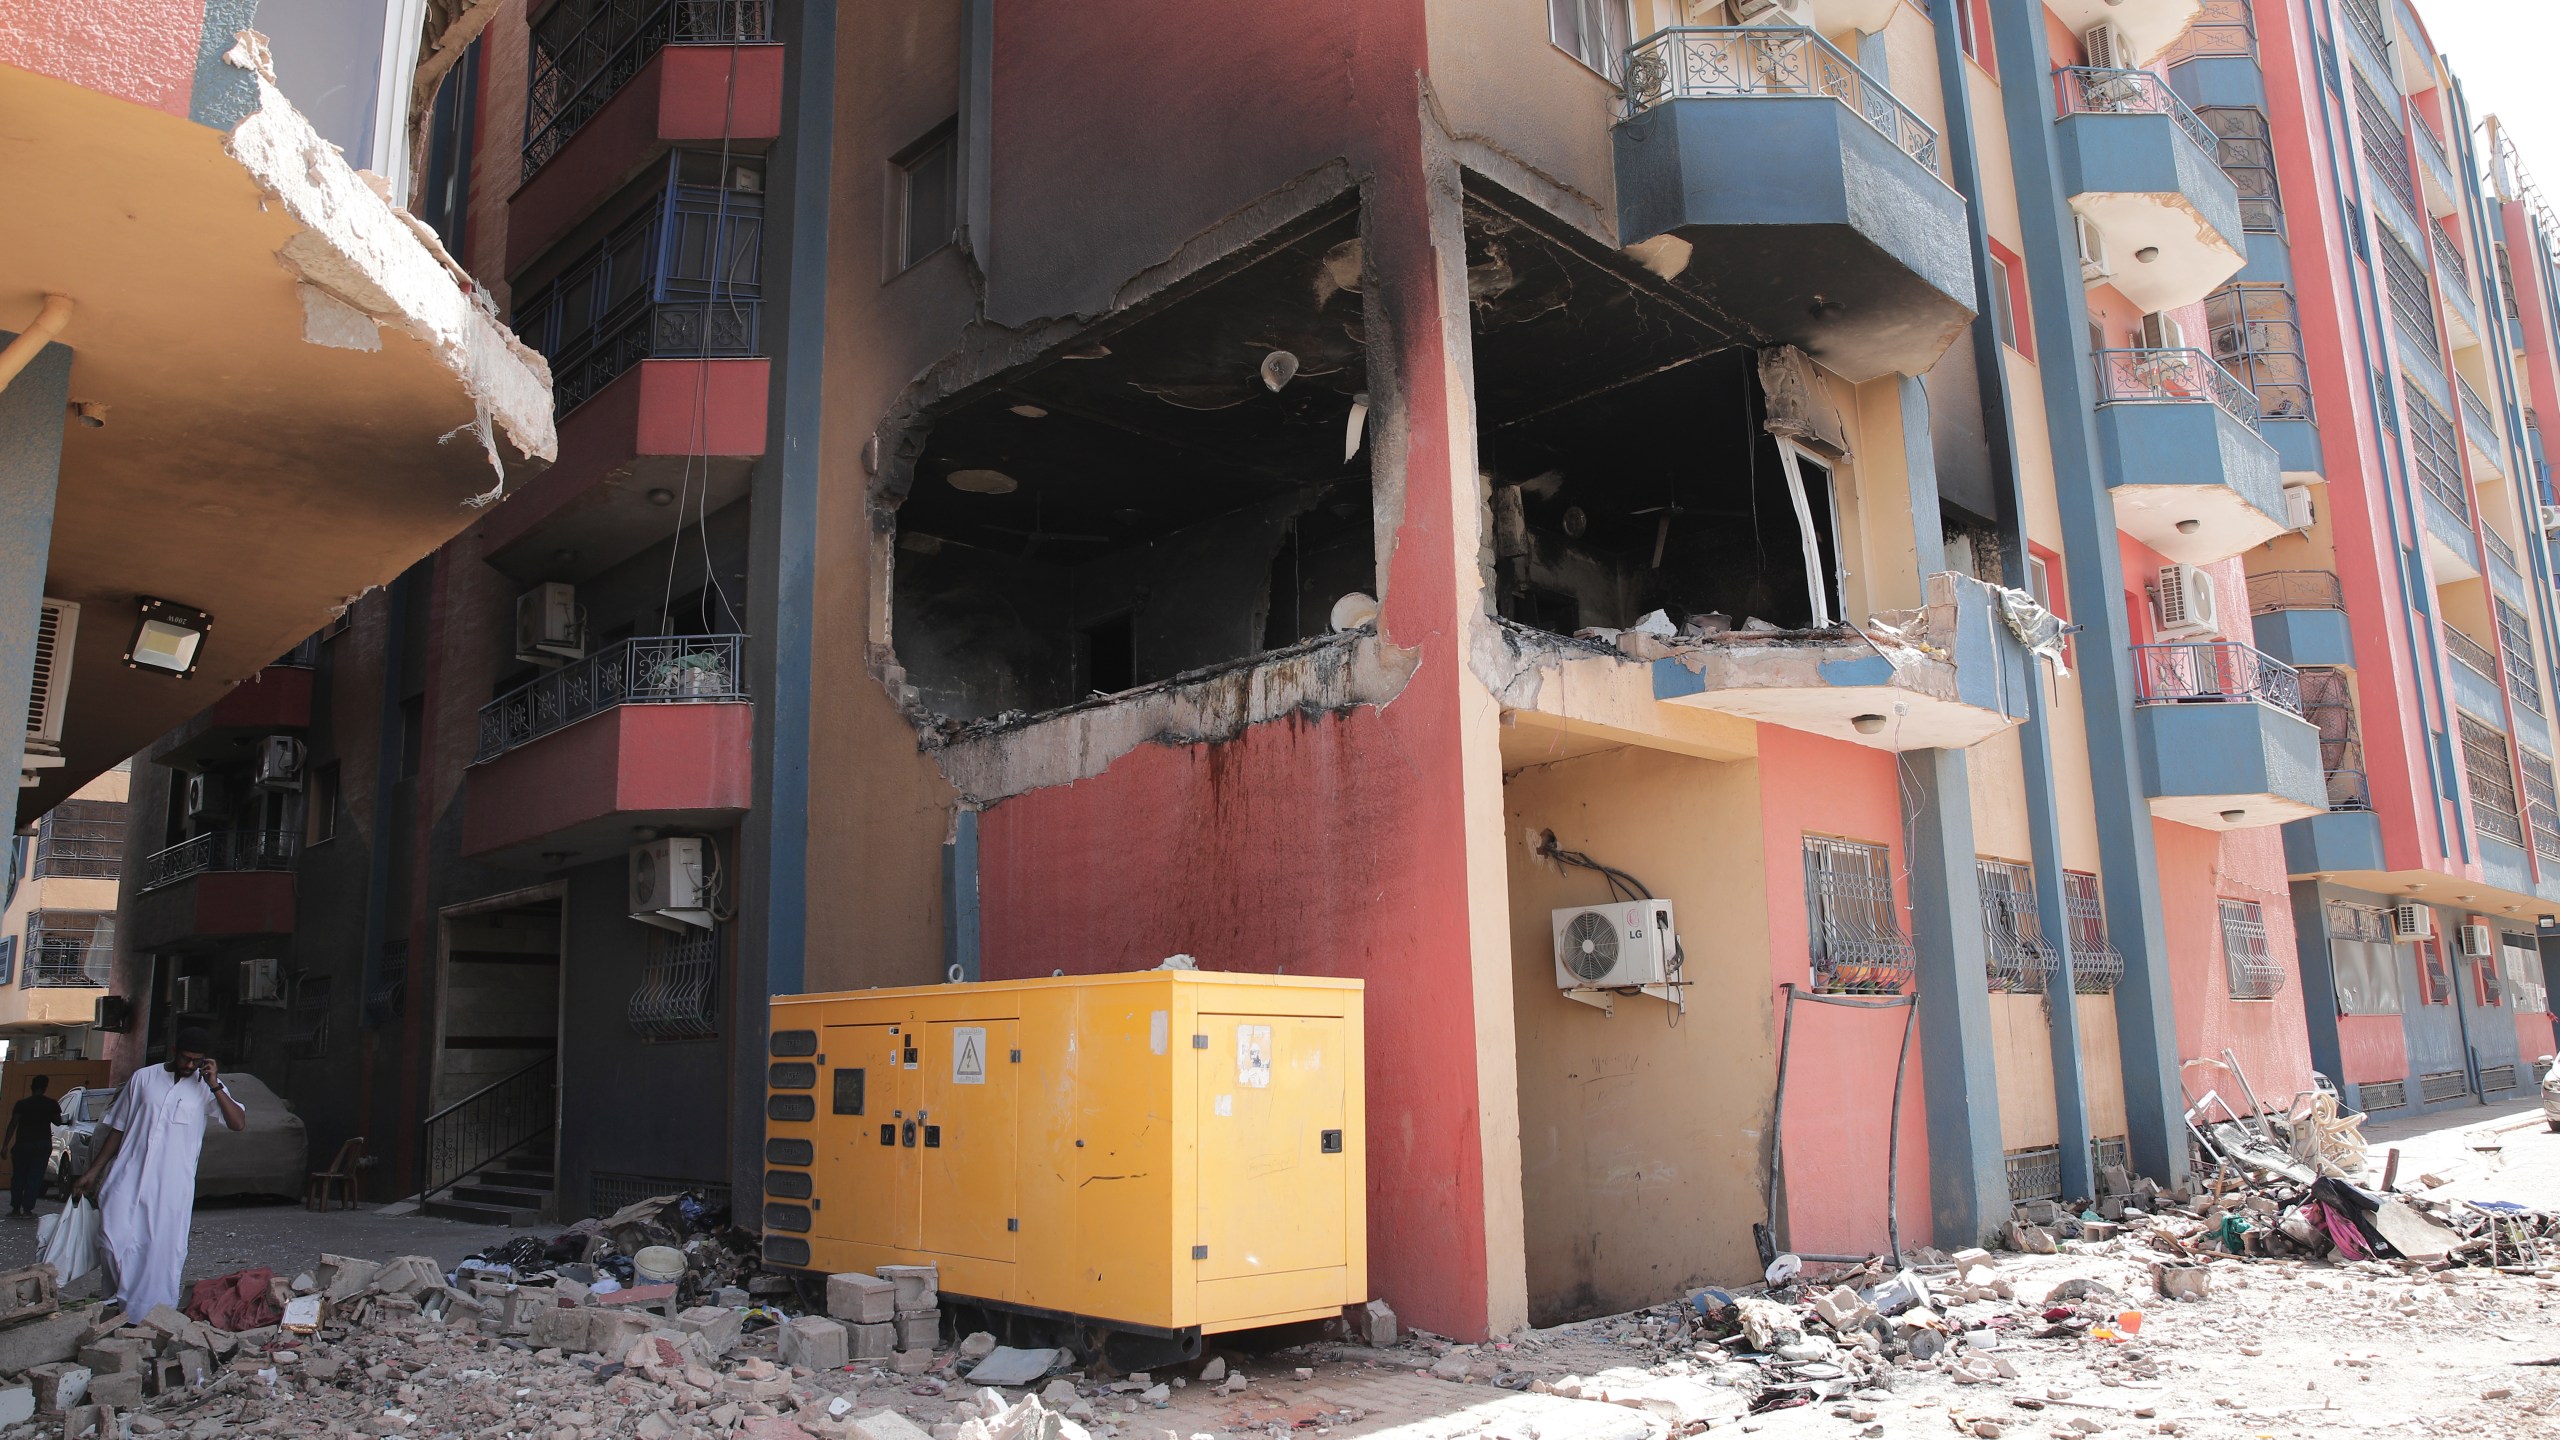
top-left (2129, 642), bottom-right (2326, 829)
top-left (2091, 348), bottom-right (2287, 562)
top-left (14, 913), bottom-right (112, 991)
top-left (2438, 230), bottom-right (2486, 351)
top-left (1613, 27), bottom-right (1974, 382)
top-left (484, 155), bottom-right (769, 586)
top-left (461, 635), bottom-right (752, 865)
top-left (2457, 374), bottom-right (2504, 478)
top-left (2445, 627), bottom-right (2506, 722)
top-left (2055, 69), bottom-right (2248, 314)
top-left (1650, 571), bottom-right (2033, 751)
top-left (511, 1), bottom-right (781, 274)
top-left (127, 831), bottom-right (299, 953)
top-left (2413, 116), bottom-right (2461, 219)
top-left (153, 664), bottom-right (315, 771)
top-left (2247, 570), bottom-right (2355, 669)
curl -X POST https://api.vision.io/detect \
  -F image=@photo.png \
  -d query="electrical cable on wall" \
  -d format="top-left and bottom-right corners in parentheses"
top-left (1537, 832), bottom-right (1686, 1026)
top-left (660, 34), bottom-right (752, 639)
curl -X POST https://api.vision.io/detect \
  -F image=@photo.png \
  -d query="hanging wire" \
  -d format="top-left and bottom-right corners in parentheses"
top-left (1536, 833), bottom-right (1686, 1027)
top-left (661, 38), bottom-right (750, 638)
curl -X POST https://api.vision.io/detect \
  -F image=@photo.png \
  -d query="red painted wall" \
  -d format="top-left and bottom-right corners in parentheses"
top-left (1751, 725), bottom-right (1931, 1255)
top-left (2336, 1014), bottom-right (2408, 1087)
top-left (506, 43), bottom-right (786, 276)
top-left (190, 871), bottom-right (297, 936)
top-left (204, 665), bottom-right (314, 731)
top-left (460, 702), bottom-right (753, 856)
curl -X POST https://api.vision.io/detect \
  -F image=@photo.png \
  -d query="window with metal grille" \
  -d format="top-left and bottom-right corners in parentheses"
top-left (0, 937), bottom-right (14, 987)
top-left (2163, 0), bottom-right (2255, 64)
top-left (1976, 858), bottom-right (2058, 992)
top-left (2523, 749), bottom-right (2560, 861)
top-left (2378, 227), bottom-right (2437, 350)
top-left (21, 912), bottom-right (112, 988)
top-left (2495, 599), bottom-right (2542, 716)
top-left (2003, 1146), bottom-right (2062, 1202)
top-left (2090, 1134), bottom-right (2130, 1179)
top-left (2372, 367), bottom-right (2397, 433)
top-left (31, 800), bottom-right (125, 880)
top-left (2198, 107), bottom-right (2280, 232)
top-left (2341, 0), bottom-right (2388, 56)
top-left (2206, 284), bottom-right (2311, 419)
top-left (2500, 937), bottom-right (2548, 1013)
top-left (2497, 243), bottom-right (2523, 319)
top-left (2459, 715), bottom-right (2525, 845)
top-left (1803, 836), bottom-right (1914, 994)
top-left (2415, 936), bottom-right (2453, 1005)
top-left (2220, 898), bottom-right (2284, 999)
top-left (2325, 900), bottom-right (2405, 1014)
top-left (2359, 1077), bottom-right (2407, 1110)
top-left (2060, 870), bottom-right (2125, 993)
top-left (2297, 667), bottom-right (2369, 811)
top-left (631, 923), bottom-right (722, 1041)
top-left (2355, 71), bottom-right (2415, 214)
top-left (2407, 384), bottom-right (2466, 517)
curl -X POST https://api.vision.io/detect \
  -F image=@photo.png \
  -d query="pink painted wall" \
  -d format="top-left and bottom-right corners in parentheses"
top-left (0, 0), bottom-right (208, 118)
top-left (2515, 1005), bottom-right (2556, 1066)
top-left (1752, 725), bottom-right (1932, 1256)
top-left (2336, 1014), bottom-right (2407, 1087)
top-left (459, 702), bottom-right (753, 857)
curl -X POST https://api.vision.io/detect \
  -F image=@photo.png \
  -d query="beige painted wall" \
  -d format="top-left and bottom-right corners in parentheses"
top-left (1989, 992), bottom-right (2061, 1149)
top-left (1502, 743), bottom-right (1774, 1323)
top-left (1422, 0), bottom-right (1623, 238)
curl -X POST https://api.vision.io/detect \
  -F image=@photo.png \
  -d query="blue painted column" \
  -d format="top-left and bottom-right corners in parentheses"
top-left (1984, 2), bottom-right (2188, 1183)
top-left (0, 334), bottom-right (73, 809)
top-left (1901, 744), bottom-right (2013, 1247)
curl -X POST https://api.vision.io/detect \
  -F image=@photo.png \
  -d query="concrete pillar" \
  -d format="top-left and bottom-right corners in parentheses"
top-left (1900, 746), bottom-right (2012, 1247)
top-left (0, 334), bottom-right (73, 805)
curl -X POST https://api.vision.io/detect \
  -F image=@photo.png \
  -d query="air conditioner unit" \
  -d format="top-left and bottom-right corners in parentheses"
top-left (257, 735), bottom-right (305, 791)
top-left (2394, 904), bottom-right (2435, 940)
top-left (1553, 900), bottom-right (1679, 991)
top-left (2155, 564), bottom-right (2221, 638)
top-left (2458, 922), bottom-right (2494, 958)
top-left (171, 975), bottom-right (212, 1014)
top-left (1733, 0), bottom-right (1815, 25)
top-left (2284, 485), bottom-right (2317, 532)
top-left (2540, 503), bottom-right (2560, 534)
top-left (25, 598), bottom-right (78, 751)
top-left (514, 582), bottom-right (585, 667)
top-left (2075, 213), bottom-right (2111, 284)
top-left (93, 995), bottom-right (130, 1033)
top-left (241, 957), bottom-right (286, 1006)
top-left (630, 836), bottom-right (714, 932)
top-left (184, 772), bottom-right (220, 818)
top-left (2083, 23), bottom-right (2132, 72)
top-left (2139, 311), bottom-right (2187, 351)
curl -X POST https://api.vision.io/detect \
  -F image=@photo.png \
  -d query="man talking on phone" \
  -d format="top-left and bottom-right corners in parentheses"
top-left (70, 1026), bottom-right (247, 1314)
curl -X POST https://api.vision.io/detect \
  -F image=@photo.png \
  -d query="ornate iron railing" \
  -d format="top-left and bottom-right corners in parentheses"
top-left (21, 912), bottom-right (112, 989)
top-left (1622, 27), bottom-right (1940, 175)
top-left (2459, 715), bottom-right (2527, 845)
top-left (2060, 871), bottom-right (2125, 995)
top-left (2161, 0), bottom-right (2255, 65)
top-left (2326, 768), bottom-right (2374, 812)
top-left (137, 830), bottom-right (300, 892)
top-left (1802, 836), bottom-right (1914, 995)
top-left (418, 1054), bottom-right (556, 1203)
top-left (2414, 115), bottom-right (2454, 189)
top-left (2341, 0), bottom-right (2389, 58)
top-left (523, 0), bottom-right (772, 178)
top-left (477, 634), bottom-right (747, 763)
top-left (2056, 67), bottom-right (2219, 158)
top-left (32, 799), bottom-right (126, 880)
top-left (2434, 223), bottom-right (2470, 289)
top-left (1977, 859), bottom-right (2059, 994)
top-left (2458, 374), bottom-right (2500, 442)
top-left (2220, 898), bottom-right (2287, 1000)
top-left (2093, 348), bottom-right (2263, 430)
top-left (2245, 569), bottom-right (2345, 615)
top-left (2131, 642), bottom-right (2306, 716)
top-left (2482, 521), bottom-right (2519, 574)
top-left (2445, 626), bottom-right (2500, 683)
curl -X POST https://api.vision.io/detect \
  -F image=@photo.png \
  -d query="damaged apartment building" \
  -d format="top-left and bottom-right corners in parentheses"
top-left (63, 0), bottom-right (2560, 1352)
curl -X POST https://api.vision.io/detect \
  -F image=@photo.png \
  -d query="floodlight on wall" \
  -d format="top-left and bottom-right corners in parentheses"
top-left (124, 596), bottom-right (210, 678)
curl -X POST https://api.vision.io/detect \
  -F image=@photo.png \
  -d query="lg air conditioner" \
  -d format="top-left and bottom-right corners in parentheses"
top-left (630, 836), bottom-right (714, 932)
top-left (1733, 0), bottom-right (1815, 25)
top-left (2542, 503), bottom-right (2560, 534)
top-left (257, 735), bottom-right (305, 791)
top-left (2139, 311), bottom-right (2187, 351)
top-left (241, 957), bottom-right (286, 1006)
top-left (2154, 564), bottom-right (2221, 639)
top-left (2083, 24), bottom-right (2132, 73)
top-left (2458, 922), bottom-right (2494, 959)
top-left (2284, 485), bottom-right (2316, 533)
top-left (2393, 904), bottom-right (2435, 941)
top-left (2075, 213), bottom-right (2112, 285)
top-left (515, 582), bottom-right (585, 667)
top-left (1553, 900), bottom-right (1679, 991)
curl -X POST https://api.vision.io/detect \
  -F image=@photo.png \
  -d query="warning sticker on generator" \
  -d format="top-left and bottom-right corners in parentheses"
top-left (952, 1026), bottom-right (988, 1085)
top-left (1236, 1025), bottom-right (1273, 1088)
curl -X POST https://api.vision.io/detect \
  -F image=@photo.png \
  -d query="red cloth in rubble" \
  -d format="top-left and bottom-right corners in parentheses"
top-left (183, 1266), bottom-right (281, 1332)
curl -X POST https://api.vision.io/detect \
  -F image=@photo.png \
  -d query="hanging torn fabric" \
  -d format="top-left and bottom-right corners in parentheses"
top-left (1997, 585), bottom-right (2071, 679)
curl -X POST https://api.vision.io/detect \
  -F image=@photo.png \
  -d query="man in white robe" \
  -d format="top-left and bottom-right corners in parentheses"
top-left (70, 1027), bottom-right (247, 1315)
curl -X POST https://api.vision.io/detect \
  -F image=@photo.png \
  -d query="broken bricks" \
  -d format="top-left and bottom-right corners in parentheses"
top-left (780, 1315), bottom-right (852, 1371)
top-left (828, 1271), bottom-right (899, 1324)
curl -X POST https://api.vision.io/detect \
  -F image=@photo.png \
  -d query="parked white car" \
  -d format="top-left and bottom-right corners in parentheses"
top-left (51, 1074), bottom-right (308, 1199)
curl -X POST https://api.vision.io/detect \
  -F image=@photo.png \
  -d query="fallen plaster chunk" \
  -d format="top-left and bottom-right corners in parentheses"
top-left (219, 29), bottom-right (555, 474)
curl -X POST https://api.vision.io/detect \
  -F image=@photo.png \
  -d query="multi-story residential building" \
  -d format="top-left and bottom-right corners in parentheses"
top-left (0, 765), bottom-right (130, 1058)
top-left (109, 0), bottom-right (797, 1224)
top-left (69, 0), bottom-right (2560, 1347)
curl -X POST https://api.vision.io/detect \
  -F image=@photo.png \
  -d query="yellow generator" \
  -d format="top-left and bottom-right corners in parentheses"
top-left (763, 970), bottom-right (1365, 1347)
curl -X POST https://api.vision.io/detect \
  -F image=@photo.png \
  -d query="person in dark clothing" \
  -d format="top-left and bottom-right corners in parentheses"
top-left (3, 1077), bottom-right (62, 1216)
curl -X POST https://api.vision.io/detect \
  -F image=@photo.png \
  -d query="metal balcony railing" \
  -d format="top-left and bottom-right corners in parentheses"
top-left (20, 913), bottom-right (112, 989)
top-left (2161, 0), bottom-right (2255, 65)
top-left (137, 830), bottom-right (300, 892)
top-left (2246, 569), bottom-right (2345, 615)
top-left (2131, 641), bottom-right (2306, 716)
top-left (2056, 67), bottom-right (2220, 158)
top-left (1622, 27), bottom-right (1940, 175)
top-left (2326, 768), bottom-right (2374, 812)
top-left (2341, 0), bottom-right (2388, 56)
top-left (2446, 626), bottom-right (2500, 682)
top-left (2094, 348), bottom-right (2263, 430)
top-left (2416, 118), bottom-right (2454, 184)
top-left (2434, 225), bottom-right (2470, 289)
top-left (2483, 523), bottom-right (2520, 575)
top-left (477, 634), bottom-right (748, 763)
top-left (523, 0), bottom-right (773, 178)
top-left (418, 1053), bottom-right (556, 1203)
top-left (2459, 374), bottom-right (2500, 440)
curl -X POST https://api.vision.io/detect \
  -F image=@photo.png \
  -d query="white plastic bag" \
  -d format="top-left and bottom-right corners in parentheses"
top-left (37, 1196), bottom-right (101, 1285)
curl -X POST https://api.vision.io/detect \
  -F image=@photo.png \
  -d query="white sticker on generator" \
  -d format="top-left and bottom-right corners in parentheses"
top-left (1150, 1010), bottom-right (1169, 1055)
top-left (1214, 1094), bottom-right (1234, 1117)
top-left (952, 1026), bottom-right (987, 1085)
top-left (1237, 1025), bottom-right (1273, 1088)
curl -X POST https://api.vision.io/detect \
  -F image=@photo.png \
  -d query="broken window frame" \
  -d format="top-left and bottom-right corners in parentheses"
top-left (2323, 900), bottom-right (2404, 1016)
top-left (2059, 869), bottom-right (2124, 994)
top-left (1773, 439), bottom-right (1848, 629)
top-left (2218, 897), bottom-right (2284, 1001)
top-left (1803, 835), bottom-right (1914, 995)
top-left (1975, 857), bottom-right (2059, 993)
top-left (2414, 936), bottom-right (2454, 1007)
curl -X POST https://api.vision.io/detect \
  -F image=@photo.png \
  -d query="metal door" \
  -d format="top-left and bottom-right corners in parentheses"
top-left (1194, 1014), bottom-right (1349, 1282)
top-left (918, 1019), bottom-right (1019, 1262)
top-left (2401, 936), bottom-right (2471, 1106)
top-left (818, 1023), bottom-right (912, 1248)
top-left (2458, 939), bottom-right (2524, 1097)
